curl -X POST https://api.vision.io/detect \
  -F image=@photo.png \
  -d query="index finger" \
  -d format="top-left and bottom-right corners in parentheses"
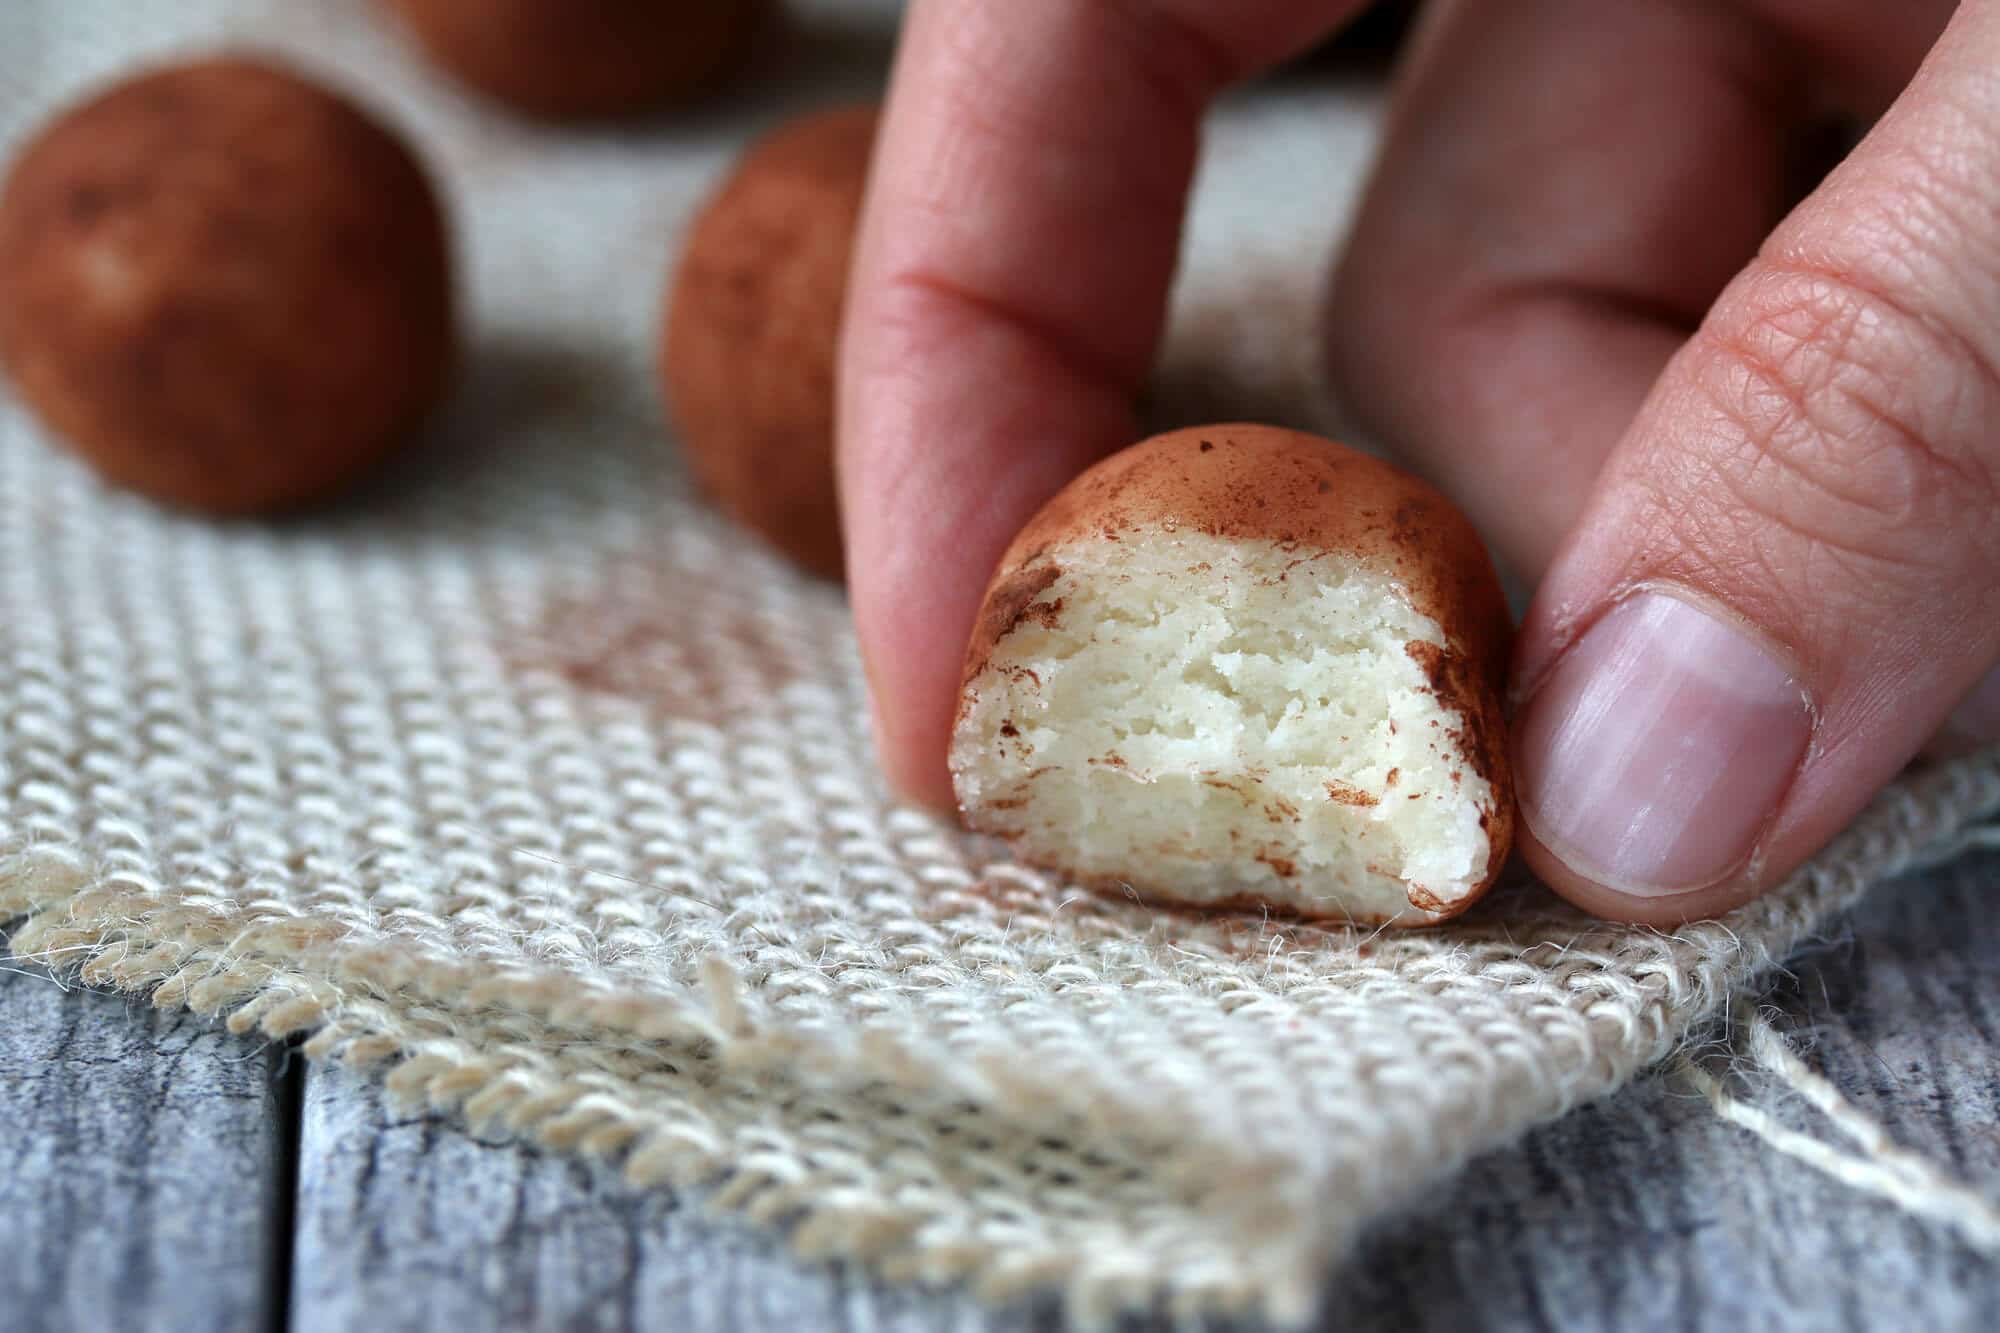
top-left (838, 0), bottom-right (1364, 808)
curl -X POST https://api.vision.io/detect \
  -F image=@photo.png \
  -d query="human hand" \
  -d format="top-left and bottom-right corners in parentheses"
top-left (836, 0), bottom-right (2000, 925)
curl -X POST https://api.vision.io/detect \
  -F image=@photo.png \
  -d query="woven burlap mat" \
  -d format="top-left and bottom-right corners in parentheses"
top-left (6, 1), bottom-right (2000, 1324)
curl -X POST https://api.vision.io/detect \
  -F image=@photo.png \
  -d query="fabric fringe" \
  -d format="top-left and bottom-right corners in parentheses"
top-left (7, 757), bottom-right (1999, 1327)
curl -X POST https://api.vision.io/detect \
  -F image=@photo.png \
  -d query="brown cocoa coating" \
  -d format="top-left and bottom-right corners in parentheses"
top-left (0, 56), bottom-right (454, 515)
top-left (957, 424), bottom-right (1517, 921)
top-left (659, 104), bottom-right (877, 581)
top-left (379, 0), bottom-right (765, 121)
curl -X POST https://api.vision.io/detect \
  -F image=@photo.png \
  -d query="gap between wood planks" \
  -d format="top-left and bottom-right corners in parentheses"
top-left (270, 1043), bottom-right (307, 1333)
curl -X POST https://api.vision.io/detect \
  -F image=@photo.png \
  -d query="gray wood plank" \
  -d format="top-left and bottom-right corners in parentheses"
top-left (289, 1062), bottom-right (1050, 1333)
top-left (1323, 847), bottom-right (2000, 1333)
top-left (285, 851), bottom-right (2000, 1333)
top-left (0, 956), bottom-right (295, 1333)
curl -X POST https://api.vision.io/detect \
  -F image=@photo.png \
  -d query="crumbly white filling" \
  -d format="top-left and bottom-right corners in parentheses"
top-left (951, 532), bottom-right (1494, 922)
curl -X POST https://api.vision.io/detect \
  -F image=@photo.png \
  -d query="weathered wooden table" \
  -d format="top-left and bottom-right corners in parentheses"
top-left (6, 852), bottom-right (1998, 1332)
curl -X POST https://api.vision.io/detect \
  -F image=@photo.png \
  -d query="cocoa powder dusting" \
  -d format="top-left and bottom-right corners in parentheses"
top-left (519, 552), bottom-right (800, 725)
top-left (1324, 780), bottom-right (1378, 807)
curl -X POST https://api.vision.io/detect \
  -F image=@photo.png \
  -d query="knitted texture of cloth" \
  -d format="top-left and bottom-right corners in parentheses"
top-left (6, 2), bottom-right (2000, 1325)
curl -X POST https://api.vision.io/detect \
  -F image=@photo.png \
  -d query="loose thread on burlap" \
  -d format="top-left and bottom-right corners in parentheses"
top-left (1903, 821), bottom-right (2000, 875)
top-left (1678, 997), bottom-right (2000, 1254)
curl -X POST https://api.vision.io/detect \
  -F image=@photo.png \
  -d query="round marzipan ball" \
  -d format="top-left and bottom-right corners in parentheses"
top-left (951, 424), bottom-right (1516, 928)
top-left (659, 103), bottom-right (877, 581)
top-left (377, 0), bottom-right (766, 121)
top-left (0, 56), bottom-right (454, 515)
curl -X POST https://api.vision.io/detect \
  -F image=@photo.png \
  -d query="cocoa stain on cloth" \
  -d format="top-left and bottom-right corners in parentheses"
top-left (515, 551), bottom-right (803, 727)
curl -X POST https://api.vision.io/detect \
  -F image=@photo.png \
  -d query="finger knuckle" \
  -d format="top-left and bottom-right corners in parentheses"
top-left (1685, 261), bottom-right (2000, 572)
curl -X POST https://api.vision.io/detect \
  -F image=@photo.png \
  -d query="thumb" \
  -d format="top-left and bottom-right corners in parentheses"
top-left (1511, 0), bottom-right (2000, 924)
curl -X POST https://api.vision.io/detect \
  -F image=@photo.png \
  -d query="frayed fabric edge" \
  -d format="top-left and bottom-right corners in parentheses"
top-left (4, 752), bottom-right (1998, 1328)
top-left (0, 854), bottom-right (1329, 1328)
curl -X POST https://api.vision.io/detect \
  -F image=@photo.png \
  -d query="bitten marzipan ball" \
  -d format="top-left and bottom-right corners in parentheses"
top-left (378, 0), bottom-right (766, 121)
top-left (0, 56), bottom-right (454, 515)
top-left (951, 425), bottom-right (1516, 927)
top-left (660, 104), bottom-right (877, 581)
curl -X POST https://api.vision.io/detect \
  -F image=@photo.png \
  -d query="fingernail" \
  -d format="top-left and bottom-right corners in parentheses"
top-left (1517, 590), bottom-right (1812, 896)
top-left (1941, 664), bottom-right (2000, 750)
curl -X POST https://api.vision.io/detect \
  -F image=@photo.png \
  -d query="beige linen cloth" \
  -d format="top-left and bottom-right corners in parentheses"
top-left (5, 1), bottom-right (1999, 1324)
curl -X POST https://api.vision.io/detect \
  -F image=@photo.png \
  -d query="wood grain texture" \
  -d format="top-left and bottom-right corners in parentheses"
top-left (0, 959), bottom-right (295, 1333)
top-left (289, 1064), bottom-right (1049, 1333)
top-left (1320, 848), bottom-right (2000, 1332)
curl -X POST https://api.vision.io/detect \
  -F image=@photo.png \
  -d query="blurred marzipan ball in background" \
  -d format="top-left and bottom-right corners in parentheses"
top-left (0, 56), bottom-right (455, 515)
top-left (659, 103), bottom-right (878, 582)
top-left (375, 0), bottom-right (769, 121)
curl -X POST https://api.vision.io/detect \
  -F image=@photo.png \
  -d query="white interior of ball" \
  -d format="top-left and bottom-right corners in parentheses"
top-left (951, 532), bottom-right (1496, 922)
